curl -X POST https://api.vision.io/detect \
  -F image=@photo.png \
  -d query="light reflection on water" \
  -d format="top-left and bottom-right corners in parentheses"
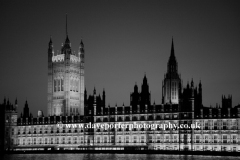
top-left (2, 154), bottom-right (239, 160)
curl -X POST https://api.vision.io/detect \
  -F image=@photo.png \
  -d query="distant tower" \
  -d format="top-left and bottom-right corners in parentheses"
top-left (23, 100), bottom-right (29, 118)
top-left (140, 74), bottom-right (151, 106)
top-left (162, 38), bottom-right (182, 104)
top-left (47, 15), bottom-right (85, 116)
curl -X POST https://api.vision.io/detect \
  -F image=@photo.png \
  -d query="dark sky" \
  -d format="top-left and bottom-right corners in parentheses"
top-left (1, 0), bottom-right (240, 117)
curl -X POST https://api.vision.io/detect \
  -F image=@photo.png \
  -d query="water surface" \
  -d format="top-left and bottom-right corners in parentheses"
top-left (2, 154), bottom-right (239, 160)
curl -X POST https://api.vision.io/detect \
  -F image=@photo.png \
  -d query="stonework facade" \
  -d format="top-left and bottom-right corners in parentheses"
top-left (47, 34), bottom-right (85, 116)
top-left (1, 37), bottom-right (240, 152)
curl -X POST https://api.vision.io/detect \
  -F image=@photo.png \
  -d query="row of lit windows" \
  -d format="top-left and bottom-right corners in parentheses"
top-left (53, 79), bottom-right (79, 92)
top-left (18, 137), bottom-right (83, 145)
top-left (15, 133), bottom-right (239, 146)
top-left (70, 107), bottom-right (79, 114)
top-left (96, 115), bottom-right (179, 122)
top-left (195, 135), bottom-right (237, 143)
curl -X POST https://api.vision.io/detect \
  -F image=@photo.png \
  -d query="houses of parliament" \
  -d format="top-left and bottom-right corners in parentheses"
top-left (1, 23), bottom-right (240, 152)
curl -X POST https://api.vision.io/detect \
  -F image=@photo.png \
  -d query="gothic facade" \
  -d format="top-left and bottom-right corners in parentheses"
top-left (2, 35), bottom-right (240, 152)
top-left (47, 31), bottom-right (85, 116)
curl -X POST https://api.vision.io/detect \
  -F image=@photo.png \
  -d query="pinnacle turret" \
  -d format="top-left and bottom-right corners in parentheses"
top-left (167, 37), bottom-right (178, 74)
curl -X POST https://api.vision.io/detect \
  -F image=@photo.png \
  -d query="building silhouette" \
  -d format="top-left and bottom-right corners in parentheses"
top-left (1, 20), bottom-right (240, 152)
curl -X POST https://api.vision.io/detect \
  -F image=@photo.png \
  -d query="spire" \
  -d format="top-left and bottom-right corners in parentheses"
top-left (48, 36), bottom-right (53, 51)
top-left (171, 37), bottom-right (174, 57)
top-left (79, 39), bottom-right (84, 54)
top-left (199, 80), bottom-right (202, 88)
top-left (66, 13), bottom-right (68, 38)
top-left (64, 14), bottom-right (70, 45)
top-left (187, 81), bottom-right (189, 88)
top-left (93, 87), bottom-right (96, 94)
top-left (103, 88), bottom-right (105, 94)
top-left (134, 82), bottom-right (138, 92)
top-left (49, 36), bottom-right (52, 44)
top-left (143, 73), bottom-right (147, 81)
top-left (191, 78), bottom-right (194, 87)
top-left (25, 100), bottom-right (28, 106)
top-left (80, 39), bottom-right (84, 46)
top-left (4, 96), bottom-right (6, 104)
top-left (167, 37), bottom-right (177, 74)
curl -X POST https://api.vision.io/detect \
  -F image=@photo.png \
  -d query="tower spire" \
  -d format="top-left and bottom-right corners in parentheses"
top-left (171, 37), bottom-right (174, 57)
top-left (49, 35), bottom-right (52, 44)
top-left (64, 14), bottom-right (70, 45)
top-left (66, 13), bottom-right (68, 38)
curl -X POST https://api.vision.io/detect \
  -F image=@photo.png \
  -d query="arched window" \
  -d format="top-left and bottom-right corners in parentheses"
top-left (61, 79), bottom-right (64, 91)
top-left (76, 80), bottom-right (79, 92)
top-left (54, 80), bottom-right (57, 92)
top-left (126, 136), bottom-right (129, 143)
top-left (72, 79), bottom-right (75, 92)
top-left (118, 137), bottom-right (121, 143)
top-left (70, 79), bottom-right (73, 91)
top-left (58, 79), bottom-right (60, 91)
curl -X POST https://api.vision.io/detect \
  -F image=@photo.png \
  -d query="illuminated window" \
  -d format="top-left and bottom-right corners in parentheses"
top-left (214, 121), bottom-right (217, 130)
top-left (157, 136), bottom-right (160, 143)
top-left (141, 136), bottom-right (144, 143)
top-left (61, 79), bottom-right (64, 91)
top-left (223, 121), bottom-right (227, 130)
top-left (76, 80), bottom-right (79, 92)
top-left (205, 121), bottom-right (208, 130)
top-left (148, 136), bottom-right (152, 143)
top-left (58, 79), bottom-right (60, 91)
top-left (214, 135), bottom-right (218, 143)
top-left (165, 136), bottom-right (169, 143)
top-left (205, 135), bottom-right (208, 143)
top-left (133, 136), bottom-right (137, 143)
top-left (54, 80), bottom-right (57, 92)
top-left (223, 135), bottom-right (227, 143)
top-left (233, 135), bottom-right (237, 144)
top-left (118, 137), bottom-right (121, 143)
top-left (70, 79), bottom-right (73, 91)
top-left (72, 79), bottom-right (75, 92)
top-left (104, 137), bottom-right (107, 143)
top-left (111, 136), bottom-right (114, 143)
top-left (232, 120), bottom-right (237, 130)
top-left (126, 136), bottom-right (129, 143)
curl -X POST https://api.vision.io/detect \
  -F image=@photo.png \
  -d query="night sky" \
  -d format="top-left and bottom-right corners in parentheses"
top-left (1, 0), bottom-right (240, 117)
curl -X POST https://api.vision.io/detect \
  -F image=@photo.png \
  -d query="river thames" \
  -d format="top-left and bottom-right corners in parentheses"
top-left (2, 154), bottom-right (239, 160)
